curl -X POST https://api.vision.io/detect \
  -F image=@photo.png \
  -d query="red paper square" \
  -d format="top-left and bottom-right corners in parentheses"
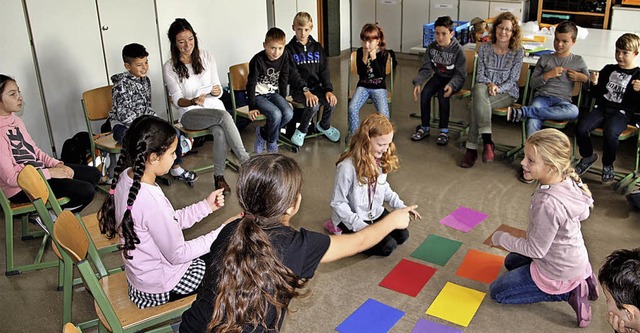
top-left (379, 258), bottom-right (437, 297)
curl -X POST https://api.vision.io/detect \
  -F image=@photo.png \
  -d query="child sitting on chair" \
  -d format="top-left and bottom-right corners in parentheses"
top-left (411, 16), bottom-right (466, 146)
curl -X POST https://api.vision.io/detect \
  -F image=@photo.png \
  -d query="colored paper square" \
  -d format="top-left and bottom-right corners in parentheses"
top-left (379, 259), bottom-right (437, 297)
top-left (426, 282), bottom-right (486, 327)
top-left (439, 206), bottom-right (489, 232)
top-left (483, 224), bottom-right (527, 252)
top-left (411, 234), bottom-right (463, 266)
top-left (411, 318), bottom-right (462, 333)
top-left (455, 249), bottom-right (505, 284)
top-left (337, 298), bottom-right (404, 333)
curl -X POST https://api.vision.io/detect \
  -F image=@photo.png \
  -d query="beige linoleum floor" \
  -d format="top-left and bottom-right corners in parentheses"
top-left (1, 53), bottom-right (638, 332)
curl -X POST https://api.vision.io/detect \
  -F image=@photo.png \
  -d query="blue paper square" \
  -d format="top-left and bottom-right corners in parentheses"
top-left (336, 298), bottom-right (404, 333)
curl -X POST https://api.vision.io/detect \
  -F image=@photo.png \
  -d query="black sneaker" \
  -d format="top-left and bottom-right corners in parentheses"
top-left (575, 154), bottom-right (598, 176)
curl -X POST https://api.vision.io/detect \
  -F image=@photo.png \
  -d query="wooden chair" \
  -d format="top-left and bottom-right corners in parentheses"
top-left (491, 62), bottom-right (532, 162)
top-left (347, 51), bottom-right (394, 131)
top-left (17, 165), bottom-right (122, 327)
top-left (81, 86), bottom-right (120, 189)
top-left (63, 322), bottom-right (82, 333)
top-left (228, 62), bottom-right (296, 153)
top-left (53, 209), bottom-right (195, 333)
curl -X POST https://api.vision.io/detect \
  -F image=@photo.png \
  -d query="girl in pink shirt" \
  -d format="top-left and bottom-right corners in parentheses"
top-left (490, 129), bottom-right (598, 327)
top-left (98, 116), bottom-right (225, 308)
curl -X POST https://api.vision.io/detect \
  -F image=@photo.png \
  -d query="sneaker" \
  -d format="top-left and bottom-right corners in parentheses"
top-left (482, 143), bottom-right (495, 163)
top-left (214, 175), bottom-right (231, 195)
top-left (519, 167), bottom-right (534, 184)
top-left (290, 129), bottom-right (306, 147)
top-left (602, 165), bottom-right (615, 184)
top-left (410, 126), bottom-right (430, 141)
top-left (507, 106), bottom-right (525, 122)
top-left (316, 123), bottom-right (341, 142)
top-left (585, 272), bottom-right (599, 301)
top-left (575, 154), bottom-right (598, 176)
top-left (29, 215), bottom-right (50, 235)
top-left (254, 126), bottom-right (265, 154)
top-left (460, 149), bottom-right (478, 168)
top-left (436, 132), bottom-right (449, 146)
top-left (173, 170), bottom-right (198, 182)
top-left (267, 141), bottom-right (278, 153)
top-left (323, 219), bottom-right (342, 235)
top-left (568, 280), bottom-right (592, 328)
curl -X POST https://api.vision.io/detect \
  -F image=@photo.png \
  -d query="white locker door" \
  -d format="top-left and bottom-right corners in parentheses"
top-left (376, 0), bottom-right (402, 51)
top-left (97, 0), bottom-right (167, 120)
top-left (351, 0), bottom-right (376, 48)
top-left (402, 0), bottom-right (430, 53)
top-left (296, 0), bottom-right (318, 30)
top-left (459, 0), bottom-right (490, 21)
top-left (0, 0), bottom-right (54, 155)
top-left (25, 0), bottom-right (108, 152)
top-left (430, 0), bottom-right (459, 21)
top-left (274, 0), bottom-right (298, 29)
top-left (490, 1), bottom-right (523, 20)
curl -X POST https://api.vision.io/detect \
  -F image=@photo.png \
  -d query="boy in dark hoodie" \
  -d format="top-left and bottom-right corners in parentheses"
top-left (285, 11), bottom-right (340, 147)
top-left (411, 16), bottom-right (466, 146)
top-left (109, 43), bottom-right (196, 183)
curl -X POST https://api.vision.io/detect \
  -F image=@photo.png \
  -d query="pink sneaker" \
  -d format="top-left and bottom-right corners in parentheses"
top-left (568, 280), bottom-right (592, 328)
top-left (323, 219), bottom-right (342, 235)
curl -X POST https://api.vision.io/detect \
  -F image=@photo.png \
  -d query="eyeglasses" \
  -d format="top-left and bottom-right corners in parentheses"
top-left (495, 26), bottom-right (513, 33)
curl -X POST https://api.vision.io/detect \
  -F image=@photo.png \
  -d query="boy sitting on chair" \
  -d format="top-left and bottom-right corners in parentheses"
top-left (506, 21), bottom-right (589, 183)
top-left (109, 43), bottom-right (196, 183)
top-left (286, 11), bottom-right (340, 147)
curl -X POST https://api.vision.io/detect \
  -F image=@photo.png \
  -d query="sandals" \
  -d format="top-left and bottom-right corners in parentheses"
top-left (410, 127), bottom-right (430, 141)
top-left (575, 154), bottom-right (598, 176)
top-left (602, 165), bottom-right (615, 184)
top-left (290, 129), bottom-right (306, 147)
top-left (174, 170), bottom-right (198, 182)
top-left (436, 132), bottom-right (449, 146)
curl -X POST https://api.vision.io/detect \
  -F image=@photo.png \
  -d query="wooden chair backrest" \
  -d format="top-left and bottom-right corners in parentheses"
top-left (229, 63), bottom-right (250, 91)
top-left (82, 86), bottom-right (112, 121)
top-left (572, 81), bottom-right (582, 97)
top-left (517, 62), bottom-right (530, 87)
top-left (53, 210), bottom-right (90, 263)
top-left (464, 49), bottom-right (476, 74)
top-left (62, 323), bottom-right (80, 333)
top-left (350, 51), bottom-right (392, 75)
top-left (17, 165), bottom-right (50, 205)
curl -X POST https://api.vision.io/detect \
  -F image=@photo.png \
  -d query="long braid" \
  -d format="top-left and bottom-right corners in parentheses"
top-left (567, 167), bottom-right (593, 203)
top-left (97, 149), bottom-right (128, 238)
top-left (120, 141), bottom-right (146, 259)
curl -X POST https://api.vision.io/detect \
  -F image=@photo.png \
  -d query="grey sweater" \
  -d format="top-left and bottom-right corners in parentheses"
top-left (530, 53), bottom-right (588, 102)
top-left (412, 37), bottom-right (467, 92)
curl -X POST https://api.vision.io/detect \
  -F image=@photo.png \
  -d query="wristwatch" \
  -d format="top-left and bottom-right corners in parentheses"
top-left (302, 87), bottom-right (310, 92)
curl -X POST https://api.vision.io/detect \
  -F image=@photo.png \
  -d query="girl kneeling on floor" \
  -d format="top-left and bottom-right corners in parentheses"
top-left (98, 115), bottom-right (225, 309)
top-left (490, 128), bottom-right (598, 327)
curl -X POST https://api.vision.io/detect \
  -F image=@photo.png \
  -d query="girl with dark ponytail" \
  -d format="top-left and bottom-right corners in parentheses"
top-left (98, 115), bottom-right (225, 309)
top-left (180, 154), bottom-right (418, 333)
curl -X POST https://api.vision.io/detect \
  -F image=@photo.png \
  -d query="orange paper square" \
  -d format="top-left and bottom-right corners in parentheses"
top-left (455, 249), bottom-right (505, 284)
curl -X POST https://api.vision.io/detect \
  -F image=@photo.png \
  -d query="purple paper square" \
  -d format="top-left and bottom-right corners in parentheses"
top-left (439, 206), bottom-right (488, 232)
top-left (411, 319), bottom-right (462, 333)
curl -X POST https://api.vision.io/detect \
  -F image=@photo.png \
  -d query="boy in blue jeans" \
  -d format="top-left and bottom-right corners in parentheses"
top-left (507, 21), bottom-right (589, 183)
top-left (411, 16), bottom-right (466, 146)
top-left (109, 43), bottom-right (196, 182)
top-left (598, 248), bottom-right (640, 333)
top-left (574, 33), bottom-right (640, 184)
top-left (247, 27), bottom-right (314, 153)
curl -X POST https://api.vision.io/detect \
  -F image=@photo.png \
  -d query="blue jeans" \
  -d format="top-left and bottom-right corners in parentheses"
top-left (348, 87), bottom-right (389, 134)
top-left (419, 75), bottom-right (452, 130)
top-left (490, 253), bottom-right (570, 304)
top-left (575, 105), bottom-right (629, 166)
top-left (255, 93), bottom-right (293, 143)
top-left (522, 95), bottom-right (578, 137)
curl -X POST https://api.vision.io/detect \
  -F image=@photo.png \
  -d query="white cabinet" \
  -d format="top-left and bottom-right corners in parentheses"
top-left (272, 0), bottom-right (318, 31)
top-left (611, 5), bottom-right (640, 32)
top-left (0, 0), bottom-right (53, 155)
top-left (351, 0), bottom-right (376, 48)
top-left (490, 0), bottom-right (529, 21)
top-left (402, 0), bottom-right (430, 53)
top-left (350, 0), bottom-right (401, 51)
top-left (430, 0), bottom-right (459, 21)
top-left (459, 0), bottom-right (490, 22)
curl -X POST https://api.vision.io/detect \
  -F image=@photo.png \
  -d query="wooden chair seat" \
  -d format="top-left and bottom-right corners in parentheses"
top-left (171, 122), bottom-right (210, 138)
top-left (493, 103), bottom-right (522, 116)
top-left (542, 120), bottom-right (570, 128)
top-left (235, 105), bottom-right (266, 121)
top-left (592, 125), bottom-right (639, 140)
top-left (95, 272), bottom-right (196, 331)
top-left (81, 213), bottom-right (120, 250)
top-left (453, 89), bottom-right (471, 99)
top-left (93, 133), bottom-right (121, 154)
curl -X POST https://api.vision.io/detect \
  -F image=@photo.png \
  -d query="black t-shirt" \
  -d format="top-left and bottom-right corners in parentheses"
top-left (180, 219), bottom-right (331, 333)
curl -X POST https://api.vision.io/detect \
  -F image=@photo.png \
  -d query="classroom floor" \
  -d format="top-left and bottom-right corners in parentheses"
top-left (1, 53), bottom-right (639, 333)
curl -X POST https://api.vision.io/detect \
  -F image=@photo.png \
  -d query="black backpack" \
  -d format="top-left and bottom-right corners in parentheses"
top-left (60, 132), bottom-right (93, 165)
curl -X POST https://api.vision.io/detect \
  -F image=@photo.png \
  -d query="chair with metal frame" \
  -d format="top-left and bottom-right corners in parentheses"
top-left (53, 209), bottom-right (195, 333)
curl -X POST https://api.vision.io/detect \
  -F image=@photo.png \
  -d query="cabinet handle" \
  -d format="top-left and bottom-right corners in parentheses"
top-left (102, 25), bottom-right (109, 31)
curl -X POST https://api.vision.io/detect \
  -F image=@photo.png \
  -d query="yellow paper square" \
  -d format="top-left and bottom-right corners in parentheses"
top-left (425, 282), bottom-right (486, 327)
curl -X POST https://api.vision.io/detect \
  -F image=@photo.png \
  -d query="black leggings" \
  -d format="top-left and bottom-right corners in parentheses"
top-left (338, 209), bottom-right (409, 257)
top-left (10, 164), bottom-right (100, 213)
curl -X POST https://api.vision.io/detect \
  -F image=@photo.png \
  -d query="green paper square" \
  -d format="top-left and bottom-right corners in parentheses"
top-left (411, 234), bottom-right (463, 266)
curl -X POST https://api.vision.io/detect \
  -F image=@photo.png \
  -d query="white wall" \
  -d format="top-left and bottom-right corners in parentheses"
top-left (341, 0), bottom-right (351, 50)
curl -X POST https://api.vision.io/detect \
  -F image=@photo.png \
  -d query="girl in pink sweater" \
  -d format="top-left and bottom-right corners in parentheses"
top-left (490, 128), bottom-right (598, 328)
top-left (98, 115), bottom-right (225, 308)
